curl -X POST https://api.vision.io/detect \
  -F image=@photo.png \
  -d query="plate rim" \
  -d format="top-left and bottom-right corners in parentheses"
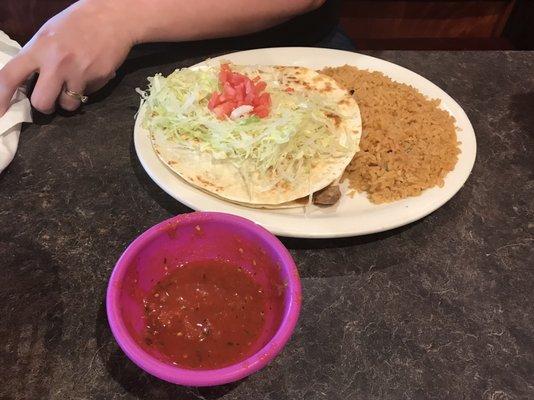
top-left (134, 47), bottom-right (477, 238)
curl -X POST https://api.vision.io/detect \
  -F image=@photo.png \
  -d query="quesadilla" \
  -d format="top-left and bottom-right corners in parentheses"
top-left (139, 63), bottom-right (361, 207)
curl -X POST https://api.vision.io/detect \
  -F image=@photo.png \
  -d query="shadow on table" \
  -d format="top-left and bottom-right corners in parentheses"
top-left (29, 74), bottom-right (128, 127)
top-left (279, 222), bottom-right (415, 250)
top-left (509, 91), bottom-right (534, 136)
top-left (95, 301), bottom-right (242, 400)
top-left (0, 240), bottom-right (64, 399)
top-left (0, 166), bottom-right (8, 183)
top-left (279, 220), bottom-right (423, 278)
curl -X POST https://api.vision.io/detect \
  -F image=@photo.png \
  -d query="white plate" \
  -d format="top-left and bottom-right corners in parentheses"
top-left (134, 47), bottom-right (476, 238)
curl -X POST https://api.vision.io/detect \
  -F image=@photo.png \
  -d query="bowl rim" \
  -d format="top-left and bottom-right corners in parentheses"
top-left (106, 211), bottom-right (302, 387)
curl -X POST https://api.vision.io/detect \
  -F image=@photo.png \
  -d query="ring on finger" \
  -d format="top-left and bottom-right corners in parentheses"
top-left (64, 88), bottom-right (89, 103)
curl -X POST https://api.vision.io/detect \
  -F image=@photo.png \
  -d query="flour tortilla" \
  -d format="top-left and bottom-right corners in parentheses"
top-left (148, 65), bottom-right (361, 207)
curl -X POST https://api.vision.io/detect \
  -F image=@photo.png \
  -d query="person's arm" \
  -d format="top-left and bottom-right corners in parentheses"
top-left (0, 0), bottom-right (325, 116)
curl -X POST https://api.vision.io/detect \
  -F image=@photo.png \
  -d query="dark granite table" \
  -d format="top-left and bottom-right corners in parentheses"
top-left (1, 50), bottom-right (533, 400)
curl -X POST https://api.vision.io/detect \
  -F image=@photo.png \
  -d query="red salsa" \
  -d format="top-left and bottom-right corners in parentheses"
top-left (143, 260), bottom-right (267, 369)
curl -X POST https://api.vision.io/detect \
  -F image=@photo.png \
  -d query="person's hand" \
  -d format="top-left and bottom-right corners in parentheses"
top-left (0, 0), bottom-right (325, 118)
top-left (0, 0), bottom-right (134, 116)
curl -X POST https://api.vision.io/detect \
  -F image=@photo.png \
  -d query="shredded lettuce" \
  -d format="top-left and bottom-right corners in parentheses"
top-left (139, 65), bottom-right (352, 191)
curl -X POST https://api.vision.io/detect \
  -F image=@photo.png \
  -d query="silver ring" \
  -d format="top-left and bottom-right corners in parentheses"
top-left (64, 88), bottom-right (89, 104)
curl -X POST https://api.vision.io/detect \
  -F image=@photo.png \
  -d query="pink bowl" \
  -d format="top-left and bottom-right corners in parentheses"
top-left (106, 212), bottom-right (301, 387)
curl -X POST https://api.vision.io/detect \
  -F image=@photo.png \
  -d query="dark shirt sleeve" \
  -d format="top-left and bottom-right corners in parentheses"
top-left (234, 0), bottom-right (340, 48)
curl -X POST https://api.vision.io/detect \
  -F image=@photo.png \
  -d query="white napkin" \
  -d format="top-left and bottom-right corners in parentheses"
top-left (0, 31), bottom-right (32, 173)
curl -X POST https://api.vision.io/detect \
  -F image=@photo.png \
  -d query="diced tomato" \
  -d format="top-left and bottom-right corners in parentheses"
top-left (223, 82), bottom-right (237, 98)
top-left (213, 101), bottom-right (237, 119)
top-left (219, 64), bottom-right (231, 85)
top-left (285, 87), bottom-right (294, 93)
top-left (253, 105), bottom-right (269, 118)
top-left (244, 79), bottom-right (254, 96)
top-left (252, 92), bottom-right (271, 107)
top-left (235, 83), bottom-right (245, 104)
top-left (208, 92), bottom-right (220, 110)
top-left (229, 73), bottom-right (244, 86)
top-left (244, 92), bottom-right (255, 105)
top-left (208, 64), bottom-right (272, 119)
top-left (254, 81), bottom-right (267, 93)
top-left (258, 92), bottom-right (271, 106)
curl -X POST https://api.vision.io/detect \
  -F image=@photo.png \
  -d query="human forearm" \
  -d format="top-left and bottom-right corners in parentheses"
top-left (88, 0), bottom-right (325, 44)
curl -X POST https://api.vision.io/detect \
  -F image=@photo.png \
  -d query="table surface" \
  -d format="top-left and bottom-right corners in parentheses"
top-left (1, 50), bottom-right (533, 400)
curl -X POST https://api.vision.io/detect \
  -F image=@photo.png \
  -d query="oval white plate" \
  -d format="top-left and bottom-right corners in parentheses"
top-left (134, 47), bottom-right (476, 238)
